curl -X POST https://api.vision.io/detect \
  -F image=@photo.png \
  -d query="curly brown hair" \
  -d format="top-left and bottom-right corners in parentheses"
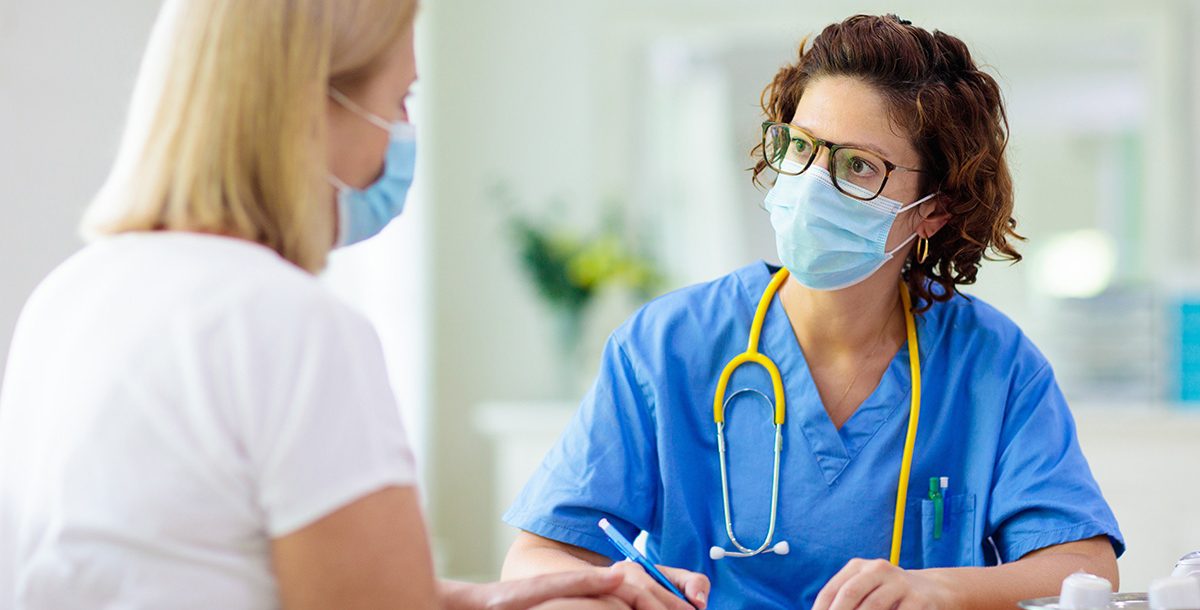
top-left (752, 14), bottom-right (1023, 311)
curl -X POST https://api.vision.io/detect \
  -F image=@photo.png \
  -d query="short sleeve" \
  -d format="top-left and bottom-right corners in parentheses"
top-left (503, 335), bottom-right (660, 562)
top-left (987, 364), bottom-right (1124, 562)
top-left (241, 298), bottom-right (416, 537)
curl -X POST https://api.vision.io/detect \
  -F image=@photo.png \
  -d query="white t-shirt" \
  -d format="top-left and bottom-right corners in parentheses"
top-left (0, 232), bottom-right (416, 610)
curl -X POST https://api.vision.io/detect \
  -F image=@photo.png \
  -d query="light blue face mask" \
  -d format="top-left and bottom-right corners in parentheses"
top-left (764, 160), bottom-right (937, 291)
top-left (328, 89), bottom-right (417, 247)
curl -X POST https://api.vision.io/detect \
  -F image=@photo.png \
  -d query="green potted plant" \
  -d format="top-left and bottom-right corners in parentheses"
top-left (505, 193), bottom-right (663, 394)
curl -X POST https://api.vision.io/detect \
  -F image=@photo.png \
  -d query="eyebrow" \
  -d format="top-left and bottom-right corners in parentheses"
top-left (790, 122), bottom-right (896, 161)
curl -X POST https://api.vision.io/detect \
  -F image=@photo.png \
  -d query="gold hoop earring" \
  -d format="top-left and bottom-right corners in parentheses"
top-left (916, 237), bottom-right (930, 264)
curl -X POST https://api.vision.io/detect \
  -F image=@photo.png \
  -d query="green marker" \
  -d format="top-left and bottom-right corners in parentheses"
top-left (928, 477), bottom-right (947, 540)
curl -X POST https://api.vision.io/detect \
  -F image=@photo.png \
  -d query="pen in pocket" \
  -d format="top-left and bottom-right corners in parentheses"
top-left (928, 477), bottom-right (948, 540)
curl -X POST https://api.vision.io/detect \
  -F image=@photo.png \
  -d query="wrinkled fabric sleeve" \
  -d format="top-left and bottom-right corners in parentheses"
top-left (503, 335), bottom-right (660, 562)
top-left (987, 364), bottom-right (1124, 562)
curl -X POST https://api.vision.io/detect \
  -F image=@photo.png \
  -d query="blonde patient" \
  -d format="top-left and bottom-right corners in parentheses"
top-left (0, 1), bottom-right (709, 608)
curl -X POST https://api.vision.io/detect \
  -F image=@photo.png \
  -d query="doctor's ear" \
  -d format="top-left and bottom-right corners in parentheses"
top-left (915, 195), bottom-right (951, 239)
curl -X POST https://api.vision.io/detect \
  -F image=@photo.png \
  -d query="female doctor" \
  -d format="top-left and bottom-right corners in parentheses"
top-left (502, 14), bottom-right (1123, 610)
top-left (0, 1), bottom-right (708, 609)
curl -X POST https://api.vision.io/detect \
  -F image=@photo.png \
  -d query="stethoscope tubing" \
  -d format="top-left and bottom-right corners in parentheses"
top-left (710, 268), bottom-right (922, 564)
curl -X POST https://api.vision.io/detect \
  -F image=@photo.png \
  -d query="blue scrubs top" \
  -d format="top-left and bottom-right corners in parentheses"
top-left (504, 261), bottom-right (1124, 609)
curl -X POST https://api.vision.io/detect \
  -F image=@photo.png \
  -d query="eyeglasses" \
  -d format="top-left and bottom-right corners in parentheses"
top-left (760, 121), bottom-right (924, 202)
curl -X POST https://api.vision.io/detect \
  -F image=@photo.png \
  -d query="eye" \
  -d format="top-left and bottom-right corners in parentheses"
top-left (846, 155), bottom-right (879, 177)
top-left (789, 137), bottom-right (815, 162)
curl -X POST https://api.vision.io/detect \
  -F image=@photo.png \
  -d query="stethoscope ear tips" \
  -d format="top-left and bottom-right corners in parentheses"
top-left (709, 546), bottom-right (727, 560)
top-left (772, 541), bottom-right (790, 555)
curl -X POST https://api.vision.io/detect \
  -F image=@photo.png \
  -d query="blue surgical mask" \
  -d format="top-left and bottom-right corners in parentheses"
top-left (328, 89), bottom-right (417, 247)
top-left (764, 160), bottom-right (936, 291)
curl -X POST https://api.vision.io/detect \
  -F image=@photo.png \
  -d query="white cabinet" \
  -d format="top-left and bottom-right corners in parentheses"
top-left (473, 401), bottom-right (577, 571)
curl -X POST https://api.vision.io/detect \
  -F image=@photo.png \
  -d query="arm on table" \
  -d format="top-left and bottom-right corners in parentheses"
top-left (504, 531), bottom-right (614, 577)
top-left (814, 536), bottom-right (1118, 610)
top-left (931, 536), bottom-right (1118, 610)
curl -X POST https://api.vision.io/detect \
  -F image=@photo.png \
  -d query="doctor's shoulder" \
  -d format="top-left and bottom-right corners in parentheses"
top-left (928, 288), bottom-right (1052, 384)
top-left (609, 265), bottom-right (753, 355)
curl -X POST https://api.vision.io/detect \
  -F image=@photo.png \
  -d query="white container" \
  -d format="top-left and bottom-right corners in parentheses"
top-left (1148, 575), bottom-right (1200, 610)
top-left (1059, 572), bottom-right (1115, 609)
top-left (1173, 551), bottom-right (1200, 579)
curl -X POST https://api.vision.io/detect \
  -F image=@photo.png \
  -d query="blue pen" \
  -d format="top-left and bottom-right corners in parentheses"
top-left (598, 518), bottom-right (693, 606)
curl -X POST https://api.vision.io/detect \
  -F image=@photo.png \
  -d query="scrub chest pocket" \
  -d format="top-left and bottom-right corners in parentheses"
top-left (921, 493), bottom-right (976, 568)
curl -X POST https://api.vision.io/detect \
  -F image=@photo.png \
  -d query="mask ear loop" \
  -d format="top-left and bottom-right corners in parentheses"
top-left (885, 233), bottom-right (919, 257)
top-left (329, 88), bottom-right (393, 132)
top-left (886, 192), bottom-right (940, 257)
top-left (895, 191), bottom-right (939, 215)
top-left (327, 175), bottom-right (352, 191)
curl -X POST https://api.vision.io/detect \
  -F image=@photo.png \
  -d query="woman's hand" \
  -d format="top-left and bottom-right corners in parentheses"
top-left (501, 533), bottom-right (708, 609)
top-left (604, 561), bottom-right (710, 610)
top-left (528, 562), bottom-right (709, 610)
top-left (441, 570), bottom-right (622, 610)
top-left (812, 558), bottom-right (953, 610)
top-left (444, 563), bottom-right (708, 610)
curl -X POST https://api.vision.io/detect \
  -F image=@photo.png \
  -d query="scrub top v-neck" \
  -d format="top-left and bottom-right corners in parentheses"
top-left (505, 260), bottom-right (1122, 610)
top-left (753, 283), bottom-right (913, 487)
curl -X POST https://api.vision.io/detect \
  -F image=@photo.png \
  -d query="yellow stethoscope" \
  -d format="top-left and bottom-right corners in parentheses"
top-left (709, 268), bottom-right (922, 564)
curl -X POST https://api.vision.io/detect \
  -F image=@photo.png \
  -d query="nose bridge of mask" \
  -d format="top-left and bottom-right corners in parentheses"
top-left (790, 159), bottom-right (939, 217)
top-left (767, 168), bottom-right (894, 248)
top-left (776, 165), bottom-right (893, 219)
top-left (388, 120), bottom-right (417, 140)
top-left (382, 125), bottom-right (418, 185)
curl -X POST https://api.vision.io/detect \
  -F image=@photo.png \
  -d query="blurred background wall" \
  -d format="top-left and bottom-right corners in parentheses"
top-left (3, 0), bottom-right (1200, 594)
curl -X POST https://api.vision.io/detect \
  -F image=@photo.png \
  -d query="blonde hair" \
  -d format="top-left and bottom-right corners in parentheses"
top-left (82, 0), bottom-right (417, 272)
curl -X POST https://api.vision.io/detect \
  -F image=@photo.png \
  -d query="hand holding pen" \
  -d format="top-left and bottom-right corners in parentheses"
top-left (595, 518), bottom-right (710, 610)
